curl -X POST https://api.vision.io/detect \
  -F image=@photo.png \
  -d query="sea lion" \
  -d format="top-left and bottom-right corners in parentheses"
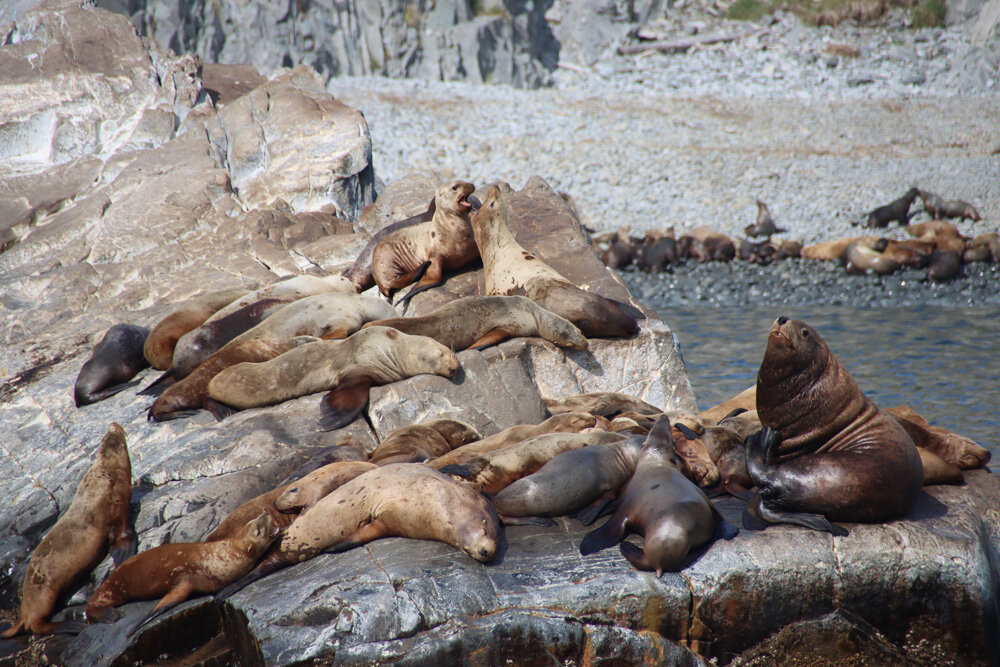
top-left (744, 200), bottom-right (786, 238)
top-left (3, 424), bottom-right (134, 637)
top-left (203, 274), bottom-right (356, 324)
top-left (144, 289), bottom-right (249, 370)
top-left (748, 317), bottom-right (923, 535)
top-left (543, 392), bottom-right (662, 419)
top-left (886, 405), bottom-right (991, 470)
top-left (442, 430), bottom-right (627, 495)
top-left (471, 184), bottom-right (639, 339)
top-left (272, 461), bottom-right (379, 513)
top-left (716, 408), bottom-right (762, 441)
top-left (865, 187), bottom-right (918, 227)
top-left (675, 421), bottom-right (751, 495)
top-left (204, 486), bottom-right (297, 542)
top-left (774, 239), bottom-right (803, 259)
top-left (361, 295), bottom-right (588, 352)
top-left (697, 385), bottom-right (757, 424)
top-left (371, 180), bottom-right (478, 309)
top-left (75, 324), bottom-right (151, 407)
top-left (844, 238), bottom-right (900, 275)
top-left (881, 238), bottom-right (933, 267)
top-left (926, 250), bottom-right (962, 281)
top-left (607, 416), bottom-right (648, 434)
top-left (579, 415), bottom-right (736, 575)
top-left (85, 513), bottom-right (280, 634)
top-left (226, 294), bottom-right (398, 346)
top-left (801, 236), bottom-right (880, 261)
top-left (916, 448), bottom-right (964, 485)
top-left (918, 190), bottom-right (982, 221)
top-left (428, 412), bottom-right (603, 469)
top-left (964, 232), bottom-right (1000, 264)
top-left (206, 326), bottom-right (460, 430)
top-left (907, 220), bottom-right (967, 253)
top-left (601, 227), bottom-right (636, 270)
top-left (635, 229), bottom-right (678, 272)
top-left (668, 418), bottom-right (720, 489)
top-left (368, 419), bottom-right (482, 465)
top-left (342, 197), bottom-right (436, 292)
top-left (681, 227), bottom-right (736, 262)
top-left (493, 436), bottom-right (645, 524)
top-left (148, 337), bottom-right (318, 422)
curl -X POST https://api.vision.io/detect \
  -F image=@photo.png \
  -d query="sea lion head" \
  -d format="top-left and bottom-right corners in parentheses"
top-left (238, 513), bottom-right (282, 557)
top-left (452, 491), bottom-right (501, 562)
top-left (431, 419), bottom-right (482, 448)
top-left (545, 411), bottom-right (600, 433)
top-left (437, 181), bottom-right (476, 216)
top-left (407, 334), bottom-right (461, 378)
top-left (97, 422), bottom-right (131, 469)
top-left (758, 317), bottom-right (828, 386)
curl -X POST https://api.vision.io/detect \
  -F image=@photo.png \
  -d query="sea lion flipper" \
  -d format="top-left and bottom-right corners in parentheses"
top-left (438, 464), bottom-right (474, 479)
top-left (396, 261), bottom-right (443, 314)
top-left (467, 329), bottom-right (513, 351)
top-left (77, 379), bottom-right (143, 406)
top-left (138, 370), bottom-right (176, 396)
top-left (498, 513), bottom-right (555, 527)
top-left (204, 398), bottom-right (239, 421)
top-left (715, 519), bottom-right (739, 541)
top-left (579, 515), bottom-right (626, 555)
top-left (756, 496), bottom-right (849, 537)
top-left (318, 374), bottom-right (373, 432)
top-left (127, 581), bottom-right (195, 637)
top-left (574, 491), bottom-right (618, 526)
top-left (619, 541), bottom-right (660, 574)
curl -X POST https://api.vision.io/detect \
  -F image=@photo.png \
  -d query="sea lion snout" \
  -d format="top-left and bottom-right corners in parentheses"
top-left (777, 316), bottom-right (789, 325)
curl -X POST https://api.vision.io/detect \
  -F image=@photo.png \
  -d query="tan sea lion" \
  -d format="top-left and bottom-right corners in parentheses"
top-left (203, 274), bottom-right (356, 324)
top-left (371, 180), bottom-right (478, 310)
top-left (607, 416), bottom-right (648, 434)
top-left (865, 187), bottom-right (918, 227)
top-left (272, 461), bottom-right (379, 513)
top-left (886, 405), bottom-right (991, 470)
top-left (493, 436), bottom-right (645, 524)
top-left (227, 293), bottom-right (398, 346)
top-left (543, 392), bottom-right (662, 418)
top-left (669, 417), bottom-right (720, 489)
top-left (144, 289), bottom-right (249, 369)
top-left (148, 337), bottom-right (318, 422)
top-left (697, 385), bottom-right (757, 425)
top-left (716, 408), bottom-right (762, 441)
top-left (916, 448), bottom-right (964, 485)
top-left (362, 295), bottom-right (587, 352)
top-left (800, 236), bottom-right (880, 261)
top-left (442, 431), bottom-right (627, 495)
top-left (75, 324), bottom-right (150, 407)
top-left (674, 421), bottom-right (751, 495)
top-left (907, 220), bottom-right (967, 253)
top-left (368, 419), bottom-right (482, 465)
top-left (3, 424), bottom-right (134, 637)
top-left (206, 326), bottom-right (460, 430)
top-left (579, 415), bottom-right (736, 575)
top-left (844, 238), bottom-right (900, 275)
top-left (747, 317), bottom-right (924, 536)
top-left (85, 513), bottom-right (280, 635)
top-left (471, 184), bottom-right (639, 339)
top-left (429, 412), bottom-right (602, 469)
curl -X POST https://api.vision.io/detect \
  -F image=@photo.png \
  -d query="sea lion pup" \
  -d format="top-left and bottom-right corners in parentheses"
top-left (440, 431), bottom-right (627, 496)
top-left (226, 294), bottom-right (398, 346)
top-left (744, 200), bottom-right (786, 238)
top-left (272, 461), bottom-right (379, 513)
top-left (494, 436), bottom-right (645, 525)
top-left (371, 180), bottom-right (478, 309)
top-left (844, 238), bottom-right (901, 275)
top-left (86, 513), bottom-right (280, 635)
top-left (3, 424), bottom-right (134, 637)
top-left (149, 337), bottom-right (318, 421)
top-left (75, 324), bottom-right (151, 407)
top-left (579, 415), bottom-right (736, 575)
top-left (886, 405), bottom-right (991, 470)
top-left (216, 465), bottom-right (501, 600)
top-left (907, 219), bottom-right (967, 253)
top-left (368, 419), bottom-right (482, 465)
top-left (681, 227), bottom-right (736, 262)
top-left (429, 412), bottom-right (602, 469)
top-left (361, 295), bottom-right (588, 352)
top-left (342, 197), bottom-right (436, 292)
top-left (635, 228), bottom-right (678, 272)
top-left (601, 226), bottom-right (636, 270)
top-left (668, 417), bottom-right (720, 489)
top-left (918, 190), bottom-right (982, 221)
top-left (206, 326), bottom-right (460, 430)
top-left (697, 385), bottom-right (757, 424)
top-left (144, 289), bottom-right (249, 370)
top-left (865, 187), bottom-right (918, 227)
top-left (801, 236), bottom-right (880, 261)
top-left (471, 184), bottom-right (639, 339)
top-left (748, 317), bottom-right (923, 536)
top-left (543, 392), bottom-right (662, 419)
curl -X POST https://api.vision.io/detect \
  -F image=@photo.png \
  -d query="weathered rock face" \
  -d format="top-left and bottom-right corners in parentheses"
top-left (100, 0), bottom-right (559, 88)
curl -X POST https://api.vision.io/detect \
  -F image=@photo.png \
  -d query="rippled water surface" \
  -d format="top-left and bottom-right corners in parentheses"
top-left (657, 305), bottom-right (1000, 460)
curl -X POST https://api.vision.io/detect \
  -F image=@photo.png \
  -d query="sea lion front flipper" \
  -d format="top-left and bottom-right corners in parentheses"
top-left (127, 581), bottom-right (195, 637)
top-left (147, 407), bottom-right (198, 422)
top-left (438, 464), bottom-right (474, 479)
top-left (138, 370), bottom-right (176, 396)
top-left (319, 373), bottom-right (373, 432)
top-left (579, 514), bottom-right (626, 555)
top-left (396, 260), bottom-right (443, 314)
top-left (328, 521), bottom-right (387, 552)
top-left (574, 491), bottom-right (618, 526)
top-left (754, 495), bottom-right (849, 537)
top-left (498, 513), bottom-right (556, 527)
top-left (78, 380), bottom-right (143, 406)
top-left (466, 329), bottom-right (514, 351)
top-left (109, 523), bottom-right (138, 566)
top-left (203, 398), bottom-right (239, 421)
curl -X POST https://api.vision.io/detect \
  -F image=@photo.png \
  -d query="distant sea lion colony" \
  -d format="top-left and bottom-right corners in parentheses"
top-left (5, 180), bottom-right (993, 640)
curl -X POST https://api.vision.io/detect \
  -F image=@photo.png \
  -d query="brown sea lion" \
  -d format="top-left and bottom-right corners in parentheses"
top-left (579, 415), bottom-right (736, 575)
top-left (881, 238), bottom-right (933, 267)
top-left (916, 448), bottom-right (964, 485)
top-left (601, 227), bottom-right (636, 270)
top-left (844, 238), bottom-right (900, 275)
top-left (918, 190), bottom-right (982, 221)
top-left (368, 419), bottom-right (482, 465)
top-left (148, 337), bottom-right (318, 422)
top-left (865, 187), bottom-right (918, 227)
top-left (744, 200), bottom-right (786, 238)
top-left (635, 228), bottom-right (678, 272)
top-left (801, 236), bottom-right (880, 261)
top-left (272, 461), bottom-right (379, 513)
top-left (206, 326), bottom-right (460, 430)
top-left (442, 431), bottom-right (627, 495)
top-left (144, 289), bottom-right (249, 370)
top-left (371, 180), bottom-right (478, 310)
top-left (675, 421), bottom-right (751, 495)
top-left (926, 250), bottom-right (962, 281)
top-left (342, 198), bottom-right (436, 292)
top-left (669, 417), bottom-right (720, 489)
top-left (907, 220), bottom-right (967, 253)
top-left (681, 227), bottom-right (736, 262)
top-left (362, 295), bottom-right (588, 352)
top-left (493, 436), bottom-right (645, 524)
top-left (471, 184), bottom-right (639, 339)
top-left (964, 232), bottom-right (1000, 264)
top-left (717, 408), bottom-right (762, 441)
top-left (3, 424), bottom-right (134, 637)
top-left (85, 513), bottom-right (280, 635)
top-left (204, 486), bottom-right (297, 542)
top-left (543, 392), bottom-right (662, 418)
top-left (886, 405), bottom-right (991, 470)
top-left (607, 416), bottom-right (648, 434)
top-left (774, 239), bottom-right (803, 259)
top-left (203, 274), bottom-right (356, 324)
top-left (748, 317), bottom-right (923, 536)
top-left (75, 324), bottom-right (151, 407)
top-left (697, 385), bottom-right (757, 424)
top-left (226, 294), bottom-right (398, 346)
top-left (429, 412), bottom-right (602, 469)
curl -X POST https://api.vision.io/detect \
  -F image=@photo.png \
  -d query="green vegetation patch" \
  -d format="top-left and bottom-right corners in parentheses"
top-left (725, 0), bottom-right (934, 27)
top-left (910, 0), bottom-right (946, 28)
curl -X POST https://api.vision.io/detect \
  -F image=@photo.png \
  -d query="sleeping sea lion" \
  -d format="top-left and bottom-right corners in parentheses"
top-left (226, 293), bottom-right (398, 346)
top-left (3, 424), bottom-right (134, 637)
top-left (907, 220), bottom-right (967, 253)
top-left (75, 324), bottom-right (150, 407)
top-left (800, 236), bottom-right (881, 261)
top-left (886, 405), bottom-right (991, 470)
top-left (471, 184), bottom-right (638, 339)
top-left (543, 392), bottom-right (662, 418)
top-left (697, 386), bottom-right (757, 424)
top-left (202, 274), bottom-right (356, 324)
top-left (144, 289), bottom-right (249, 370)
top-left (844, 238), bottom-right (900, 275)
top-left (272, 461), bottom-right (379, 513)
top-left (680, 227), bottom-right (736, 262)
top-left (747, 317), bottom-right (923, 536)
top-left (362, 295), bottom-right (587, 352)
top-left (368, 419), bottom-right (482, 464)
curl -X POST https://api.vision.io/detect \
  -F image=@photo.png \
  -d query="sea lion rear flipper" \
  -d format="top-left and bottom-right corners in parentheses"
top-left (204, 398), bottom-right (239, 421)
top-left (741, 495), bottom-right (770, 531)
top-left (498, 513), bottom-right (556, 527)
top-left (77, 379), bottom-right (143, 406)
top-left (619, 541), bottom-right (660, 575)
top-left (438, 464), bottom-right (474, 479)
top-left (319, 374), bottom-right (373, 432)
top-left (753, 494), bottom-right (849, 537)
top-left (0, 619), bottom-right (24, 638)
top-left (127, 581), bottom-right (195, 637)
top-left (328, 521), bottom-right (386, 552)
top-left (48, 619), bottom-right (88, 635)
top-left (606, 298), bottom-right (646, 322)
top-left (138, 370), bottom-right (176, 396)
top-left (396, 261), bottom-right (443, 314)
top-left (148, 407), bottom-right (198, 422)
top-left (466, 329), bottom-right (514, 351)
top-left (574, 491), bottom-right (618, 526)
top-left (715, 519), bottom-right (739, 541)
top-left (579, 515), bottom-right (626, 555)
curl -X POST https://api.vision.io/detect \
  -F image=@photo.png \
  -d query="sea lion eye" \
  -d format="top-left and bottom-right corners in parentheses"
top-left (801, 329), bottom-right (809, 337)
top-left (452, 184), bottom-right (458, 190)
top-left (288, 487), bottom-right (298, 494)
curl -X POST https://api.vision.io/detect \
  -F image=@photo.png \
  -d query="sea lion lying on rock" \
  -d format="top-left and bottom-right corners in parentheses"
top-left (747, 317), bottom-right (924, 536)
top-left (543, 392), bottom-right (662, 418)
top-left (272, 461), bottom-right (380, 513)
top-left (865, 187), bottom-right (918, 227)
top-left (801, 236), bottom-right (881, 261)
top-left (75, 324), bottom-right (150, 407)
top-left (342, 197), bottom-right (436, 292)
top-left (144, 289), bottom-right (249, 370)
top-left (368, 419), bottom-right (482, 464)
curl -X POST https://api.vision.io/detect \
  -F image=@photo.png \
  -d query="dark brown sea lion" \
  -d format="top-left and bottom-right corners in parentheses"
top-left (579, 415), bottom-right (736, 575)
top-left (744, 200), bottom-right (786, 238)
top-left (926, 250), bottom-right (962, 281)
top-left (368, 419), bottom-right (482, 465)
top-left (636, 228), bottom-right (678, 272)
top-left (601, 227), bottom-right (636, 270)
top-left (865, 187), bottom-right (918, 227)
top-left (543, 392), bottom-right (662, 418)
top-left (362, 295), bottom-right (587, 352)
top-left (342, 197), bottom-right (436, 292)
top-left (3, 424), bottom-right (134, 637)
top-left (918, 190), bottom-right (982, 221)
top-left (675, 421), bottom-right (751, 496)
top-left (964, 232), bottom-right (1000, 264)
top-left (681, 227), bottom-right (736, 262)
top-left (86, 513), bottom-right (280, 635)
top-left (471, 184), bottom-right (639, 339)
top-left (75, 324), bottom-right (151, 407)
top-left (371, 180), bottom-right (478, 310)
top-left (144, 289), bottom-right (249, 370)
top-left (748, 317), bottom-right (923, 535)
top-left (429, 412), bottom-right (603, 469)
